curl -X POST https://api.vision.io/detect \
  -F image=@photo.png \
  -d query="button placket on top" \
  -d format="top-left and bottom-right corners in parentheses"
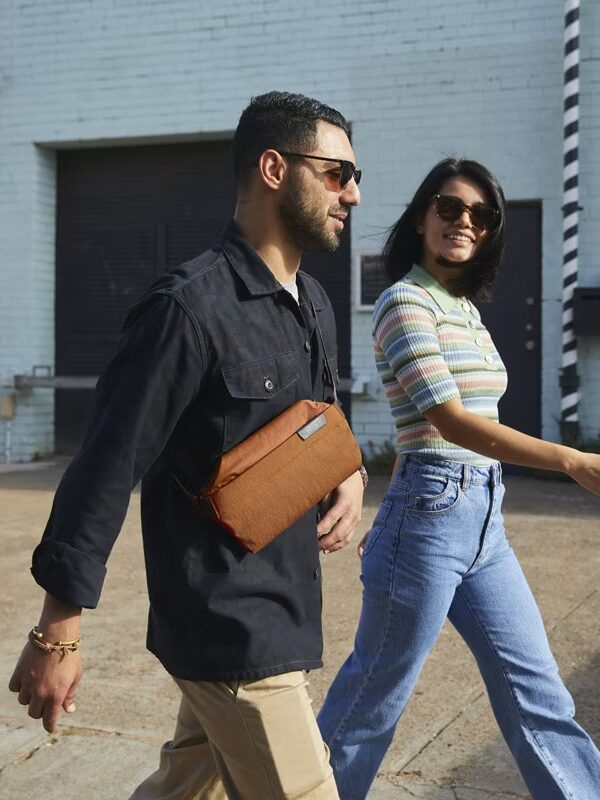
top-left (460, 302), bottom-right (497, 371)
top-left (276, 287), bottom-right (319, 401)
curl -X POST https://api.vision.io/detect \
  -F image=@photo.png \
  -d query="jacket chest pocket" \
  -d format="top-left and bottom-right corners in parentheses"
top-left (221, 351), bottom-right (299, 451)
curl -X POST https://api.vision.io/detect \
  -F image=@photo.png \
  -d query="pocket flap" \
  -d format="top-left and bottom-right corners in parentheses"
top-left (222, 352), bottom-right (298, 400)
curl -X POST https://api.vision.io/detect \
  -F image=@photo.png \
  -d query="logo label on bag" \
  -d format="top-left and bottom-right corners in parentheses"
top-left (297, 414), bottom-right (327, 440)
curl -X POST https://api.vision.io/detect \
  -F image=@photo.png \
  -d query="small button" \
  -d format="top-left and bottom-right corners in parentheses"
top-left (313, 568), bottom-right (320, 580)
top-left (462, 301), bottom-right (471, 312)
top-left (304, 341), bottom-right (311, 352)
top-left (475, 336), bottom-right (484, 347)
top-left (485, 354), bottom-right (494, 364)
top-left (468, 319), bottom-right (477, 328)
top-left (264, 377), bottom-right (274, 392)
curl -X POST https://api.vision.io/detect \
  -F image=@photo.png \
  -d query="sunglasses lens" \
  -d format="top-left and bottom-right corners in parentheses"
top-left (435, 195), bottom-right (498, 230)
top-left (339, 162), bottom-right (352, 187)
top-left (338, 161), bottom-right (360, 188)
top-left (435, 196), bottom-right (462, 221)
top-left (471, 205), bottom-right (497, 230)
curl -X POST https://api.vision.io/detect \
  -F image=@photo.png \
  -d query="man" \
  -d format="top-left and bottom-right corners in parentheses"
top-left (9, 91), bottom-right (364, 799)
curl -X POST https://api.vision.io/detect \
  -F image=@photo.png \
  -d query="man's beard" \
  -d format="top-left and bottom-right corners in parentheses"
top-left (279, 172), bottom-right (346, 253)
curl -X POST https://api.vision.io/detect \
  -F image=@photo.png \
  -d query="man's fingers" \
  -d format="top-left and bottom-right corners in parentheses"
top-left (317, 499), bottom-right (350, 537)
top-left (319, 518), bottom-right (358, 552)
top-left (8, 673), bottom-right (21, 693)
top-left (63, 690), bottom-right (77, 712)
top-left (27, 696), bottom-right (45, 720)
top-left (316, 509), bottom-right (341, 537)
top-left (17, 687), bottom-right (31, 706)
top-left (62, 679), bottom-right (80, 713)
top-left (323, 531), bottom-right (355, 553)
top-left (43, 702), bottom-right (63, 735)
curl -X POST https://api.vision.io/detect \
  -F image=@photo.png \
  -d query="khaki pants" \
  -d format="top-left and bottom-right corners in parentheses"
top-left (130, 671), bottom-right (340, 800)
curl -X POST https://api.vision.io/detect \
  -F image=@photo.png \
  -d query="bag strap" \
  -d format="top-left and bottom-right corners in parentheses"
top-left (308, 296), bottom-right (338, 405)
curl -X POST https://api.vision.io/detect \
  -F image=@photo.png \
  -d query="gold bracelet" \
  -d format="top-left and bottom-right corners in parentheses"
top-left (28, 626), bottom-right (81, 657)
top-left (359, 464), bottom-right (369, 489)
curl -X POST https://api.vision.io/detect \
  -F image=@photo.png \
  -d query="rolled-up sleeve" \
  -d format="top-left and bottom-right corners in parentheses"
top-left (31, 292), bottom-right (205, 608)
top-left (372, 283), bottom-right (460, 414)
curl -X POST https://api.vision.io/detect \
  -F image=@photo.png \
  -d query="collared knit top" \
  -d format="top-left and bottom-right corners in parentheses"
top-left (372, 264), bottom-right (508, 466)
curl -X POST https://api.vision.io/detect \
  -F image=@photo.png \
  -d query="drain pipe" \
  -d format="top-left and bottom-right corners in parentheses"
top-left (560, 0), bottom-right (581, 441)
top-left (0, 388), bottom-right (16, 464)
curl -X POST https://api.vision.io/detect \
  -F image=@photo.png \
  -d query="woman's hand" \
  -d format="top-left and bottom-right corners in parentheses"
top-left (426, 399), bottom-right (600, 492)
top-left (565, 451), bottom-right (600, 496)
top-left (357, 530), bottom-right (370, 558)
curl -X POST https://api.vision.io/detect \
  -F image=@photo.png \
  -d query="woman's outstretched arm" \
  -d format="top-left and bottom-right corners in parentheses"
top-left (426, 398), bottom-right (600, 495)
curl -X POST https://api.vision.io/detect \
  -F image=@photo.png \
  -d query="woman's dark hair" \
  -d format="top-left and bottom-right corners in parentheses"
top-left (233, 91), bottom-right (350, 187)
top-left (382, 158), bottom-right (506, 301)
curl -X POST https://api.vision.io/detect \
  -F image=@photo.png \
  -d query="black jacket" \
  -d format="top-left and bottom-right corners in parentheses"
top-left (32, 222), bottom-right (340, 681)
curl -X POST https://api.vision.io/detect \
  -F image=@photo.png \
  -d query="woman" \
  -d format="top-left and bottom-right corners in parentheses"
top-left (317, 158), bottom-right (600, 800)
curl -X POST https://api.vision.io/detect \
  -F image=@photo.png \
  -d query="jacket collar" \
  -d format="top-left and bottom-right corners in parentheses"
top-left (221, 221), bottom-right (282, 297)
top-left (406, 264), bottom-right (461, 314)
top-left (221, 221), bottom-right (326, 310)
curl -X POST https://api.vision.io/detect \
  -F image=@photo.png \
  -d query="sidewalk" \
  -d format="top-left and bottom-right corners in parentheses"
top-left (1, 464), bottom-right (599, 799)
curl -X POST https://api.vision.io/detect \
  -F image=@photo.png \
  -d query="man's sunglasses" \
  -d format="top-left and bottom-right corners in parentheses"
top-left (279, 152), bottom-right (362, 188)
top-left (431, 194), bottom-right (499, 231)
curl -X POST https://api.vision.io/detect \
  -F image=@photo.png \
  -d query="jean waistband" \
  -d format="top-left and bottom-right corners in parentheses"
top-left (395, 454), bottom-right (502, 489)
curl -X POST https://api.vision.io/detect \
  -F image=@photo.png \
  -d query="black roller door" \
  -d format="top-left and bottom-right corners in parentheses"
top-left (477, 202), bottom-right (542, 472)
top-left (55, 141), bottom-right (351, 453)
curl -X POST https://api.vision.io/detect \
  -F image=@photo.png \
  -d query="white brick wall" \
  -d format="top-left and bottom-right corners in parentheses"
top-left (1, 0), bottom-right (599, 460)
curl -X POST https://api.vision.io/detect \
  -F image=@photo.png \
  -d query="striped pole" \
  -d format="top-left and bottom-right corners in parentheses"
top-left (560, 0), bottom-right (581, 441)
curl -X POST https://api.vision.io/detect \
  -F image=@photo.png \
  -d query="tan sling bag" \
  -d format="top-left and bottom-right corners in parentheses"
top-left (176, 298), bottom-right (362, 552)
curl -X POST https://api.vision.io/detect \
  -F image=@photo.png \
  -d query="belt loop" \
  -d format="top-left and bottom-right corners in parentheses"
top-left (462, 464), bottom-right (471, 491)
top-left (396, 455), bottom-right (407, 478)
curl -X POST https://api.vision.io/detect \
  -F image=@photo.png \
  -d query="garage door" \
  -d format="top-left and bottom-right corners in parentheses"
top-left (55, 142), bottom-right (351, 453)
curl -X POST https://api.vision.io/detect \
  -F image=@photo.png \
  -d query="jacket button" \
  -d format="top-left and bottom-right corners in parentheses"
top-left (304, 341), bottom-right (311, 352)
top-left (264, 377), bottom-right (274, 392)
top-left (313, 568), bottom-right (320, 580)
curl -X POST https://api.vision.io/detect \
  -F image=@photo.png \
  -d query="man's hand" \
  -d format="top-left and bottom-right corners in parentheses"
top-left (9, 644), bottom-right (83, 734)
top-left (317, 469), bottom-right (364, 553)
top-left (8, 594), bottom-right (83, 734)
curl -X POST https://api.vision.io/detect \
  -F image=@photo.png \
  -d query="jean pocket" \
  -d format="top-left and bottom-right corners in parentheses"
top-left (407, 475), bottom-right (462, 515)
top-left (362, 498), bottom-right (393, 558)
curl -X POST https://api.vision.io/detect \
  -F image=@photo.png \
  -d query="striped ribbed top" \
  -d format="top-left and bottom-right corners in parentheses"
top-left (372, 265), bottom-right (508, 466)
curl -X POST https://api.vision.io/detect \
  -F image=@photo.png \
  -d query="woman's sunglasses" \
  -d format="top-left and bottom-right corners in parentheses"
top-left (431, 194), bottom-right (499, 231)
top-left (279, 152), bottom-right (362, 189)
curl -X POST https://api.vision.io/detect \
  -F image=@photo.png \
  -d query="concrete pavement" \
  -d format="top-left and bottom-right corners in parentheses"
top-left (1, 463), bottom-right (599, 799)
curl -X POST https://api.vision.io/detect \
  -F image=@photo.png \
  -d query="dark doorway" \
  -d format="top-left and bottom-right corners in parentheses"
top-left (55, 142), bottom-right (351, 453)
top-left (477, 202), bottom-right (542, 463)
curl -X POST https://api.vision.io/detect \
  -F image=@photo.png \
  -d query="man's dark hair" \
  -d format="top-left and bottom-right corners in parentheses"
top-left (234, 91), bottom-right (350, 186)
top-left (382, 158), bottom-right (506, 301)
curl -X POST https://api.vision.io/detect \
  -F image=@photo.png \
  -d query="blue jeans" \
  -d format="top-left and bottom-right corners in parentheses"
top-left (318, 456), bottom-right (600, 800)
